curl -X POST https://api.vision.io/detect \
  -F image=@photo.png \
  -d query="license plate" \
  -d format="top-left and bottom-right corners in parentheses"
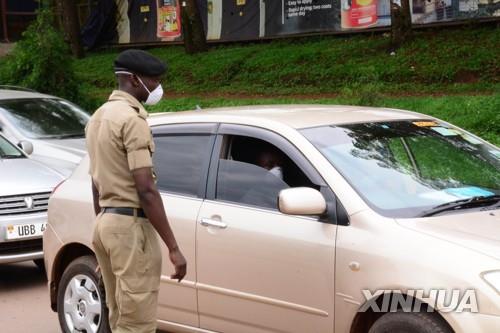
top-left (5, 222), bottom-right (46, 240)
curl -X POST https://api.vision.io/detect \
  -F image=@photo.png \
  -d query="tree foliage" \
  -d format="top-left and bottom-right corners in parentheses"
top-left (0, 9), bottom-right (80, 102)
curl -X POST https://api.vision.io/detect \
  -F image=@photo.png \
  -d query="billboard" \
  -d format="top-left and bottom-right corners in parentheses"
top-left (410, 0), bottom-right (500, 24)
top-left (81, 0), bottom-right (499, 47)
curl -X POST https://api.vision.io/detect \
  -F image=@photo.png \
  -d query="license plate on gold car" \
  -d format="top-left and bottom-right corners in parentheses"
top-left (6, 222), bottom-right (46, 240)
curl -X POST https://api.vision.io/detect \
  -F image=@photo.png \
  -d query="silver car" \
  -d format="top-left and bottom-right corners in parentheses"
top-left (0, 87), bottom-right (89, 176)
top-left (0, 133), bottom-right (64, 267)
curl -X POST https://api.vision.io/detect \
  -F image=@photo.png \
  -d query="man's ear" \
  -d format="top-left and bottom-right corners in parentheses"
top-left (131, 74), bottom-right (141, 88)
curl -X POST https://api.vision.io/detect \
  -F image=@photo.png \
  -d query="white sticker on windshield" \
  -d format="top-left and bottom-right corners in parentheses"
top-left (461, 135), bottom-right (482, 145)
top-left (444, 187), bottom-right (494, 199)
top-left (431, 127), bottom-right (459, 136)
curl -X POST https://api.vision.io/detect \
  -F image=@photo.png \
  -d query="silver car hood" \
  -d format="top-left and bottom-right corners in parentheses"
top-left (397, 209), bottom-right (500, 261)
top-left (28, 138), bottom-right (87, 177)
top-left (36, 138), bottom-right (87, 158)
top-left (0, 158), bottom-right (64, 196)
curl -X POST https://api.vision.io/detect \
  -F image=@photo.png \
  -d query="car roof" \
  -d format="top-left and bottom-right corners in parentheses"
top-left (0, 89), bottom-right (56, 100)
top-left (148, 105), bottom-right (434, 129)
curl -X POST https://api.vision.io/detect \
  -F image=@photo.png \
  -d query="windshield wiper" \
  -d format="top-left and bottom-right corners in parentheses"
top-left (45, 133), bottom-right (85, 139)
top-left (418, 195), bottom-right (500, 217)
top-left (57, 133), bottom-right (85, 139)
top-left (0, 154), bottom-right (24, 159)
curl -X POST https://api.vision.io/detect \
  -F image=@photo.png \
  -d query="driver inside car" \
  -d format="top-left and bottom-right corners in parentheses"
top-left (256, 148), bottom-right (285, 180)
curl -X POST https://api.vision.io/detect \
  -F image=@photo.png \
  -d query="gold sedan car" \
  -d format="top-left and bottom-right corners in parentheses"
top-left (44, 105), bottom-right (500, 333)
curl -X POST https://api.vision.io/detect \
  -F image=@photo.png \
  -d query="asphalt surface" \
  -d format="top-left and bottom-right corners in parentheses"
top-left (0, 261), bottom-right (60, 333)
top-left (0, 261), bottom-right (167, 333)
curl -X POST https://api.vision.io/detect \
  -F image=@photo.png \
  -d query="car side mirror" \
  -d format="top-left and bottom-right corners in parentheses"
top-left (18, 140), bottom-right (34, 155)
top-left (278, 187), bottom-right (327, 216)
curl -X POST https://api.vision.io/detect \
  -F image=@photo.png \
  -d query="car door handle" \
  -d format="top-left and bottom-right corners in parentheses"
top-left (200, 218), bottom-right (228, 229)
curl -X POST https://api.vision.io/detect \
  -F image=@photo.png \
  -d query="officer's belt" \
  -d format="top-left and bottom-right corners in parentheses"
top-left (102, 207), bottom-right (147, 218)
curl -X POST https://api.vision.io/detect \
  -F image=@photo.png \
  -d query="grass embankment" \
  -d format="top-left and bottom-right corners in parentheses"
top-left (75, 24), bottom-right (499, 144)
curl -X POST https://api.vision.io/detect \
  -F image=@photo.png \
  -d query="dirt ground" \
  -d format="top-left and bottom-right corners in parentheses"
top-left (0, 261), bottom-right (167, 333)
top-left (0, 261), bottom-right (60, 333)
top-left (0, 43), bottom-right (14, 57)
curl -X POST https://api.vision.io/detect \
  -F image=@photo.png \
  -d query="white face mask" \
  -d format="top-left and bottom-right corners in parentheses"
top-left (115, 71), bottom-right (164, 105)
top-left (269, 166), bottom-right (283, 180)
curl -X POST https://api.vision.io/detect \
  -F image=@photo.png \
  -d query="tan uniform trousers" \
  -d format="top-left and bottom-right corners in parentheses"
top-left (92, 212), bottom-right (162, 333)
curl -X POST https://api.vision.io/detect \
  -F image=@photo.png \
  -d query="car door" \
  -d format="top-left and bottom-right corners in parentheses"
top-left (151, 123), bottom-right (217, 328)
top-left (196, 124), bottom-right (338, 333)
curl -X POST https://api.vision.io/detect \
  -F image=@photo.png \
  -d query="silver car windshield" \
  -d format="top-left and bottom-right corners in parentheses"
top-left (0, 135), bottom-right (24, 159)
top-left (302, 120), bottom-right (500, 218)
top-left (0, 98), bottom-right (89, 139)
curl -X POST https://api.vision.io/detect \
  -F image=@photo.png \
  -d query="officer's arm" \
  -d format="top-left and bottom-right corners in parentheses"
top-left (133, 168), bottom-right (187, 281)
top-left (91, 179), bottom-right (101, 216)
top-left (133, 167), bottom-right (178, 249)
top-left (124, 115), bottom-right (187, 281)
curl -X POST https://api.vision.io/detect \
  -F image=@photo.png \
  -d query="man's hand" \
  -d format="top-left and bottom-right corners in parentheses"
top-left (169, 248), bottom-right (187, 282)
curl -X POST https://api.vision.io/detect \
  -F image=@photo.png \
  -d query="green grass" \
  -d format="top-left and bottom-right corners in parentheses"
top-left (70, 25), bottom-right (500, 146)
top-left (75, 24), bottom-right (499, 100)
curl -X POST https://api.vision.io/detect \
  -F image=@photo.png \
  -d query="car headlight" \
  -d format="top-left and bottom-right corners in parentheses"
top-left (481, 270), bottom-right (500, 294)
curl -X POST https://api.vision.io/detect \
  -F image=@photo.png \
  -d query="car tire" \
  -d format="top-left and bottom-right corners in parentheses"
top-left (368, 311), bottom-right (452, 333)
top-left (57, 255), bottom-right (111, 333)
top-left (33, 259), bottom-right (45, 272)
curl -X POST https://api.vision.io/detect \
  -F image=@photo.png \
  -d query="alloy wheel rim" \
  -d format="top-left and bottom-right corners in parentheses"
top-left (63, 274), bottom-right (102, 333)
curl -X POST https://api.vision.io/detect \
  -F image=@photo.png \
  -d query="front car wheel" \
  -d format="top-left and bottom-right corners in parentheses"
top-left (369, 311), bottom-right (453, 333)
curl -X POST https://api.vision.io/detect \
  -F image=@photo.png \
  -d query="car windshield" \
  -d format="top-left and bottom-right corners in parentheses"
top-left (0, 135), bottom-right (24, 158)
top-left (301, 120), bottom-right (500, 218)
top-left (0, 98), bottom-right (89, 139)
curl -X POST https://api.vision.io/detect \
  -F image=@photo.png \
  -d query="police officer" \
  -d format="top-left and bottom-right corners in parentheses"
top-left (85, 49), bottom-right (187, 333)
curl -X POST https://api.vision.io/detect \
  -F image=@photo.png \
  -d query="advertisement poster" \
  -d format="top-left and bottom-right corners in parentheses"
top-left (114, 0), bottom-right (183, 43)
top-left (265, 0), bottom-right (339, 36)
top-left (411, 0), bottom-right (500, 24)
top-left (220, 0), bottom-right (261, 40)
top-left (103, 0), bottom-right (499, 44)
top-left (341, 0), bottom-right (379, 29)
top-left (341, 0), bottom-right (392, 29)
top-left (200, 0), bottom-right (338, 41)
top-left (128, 0), bottom-right (158, 43)
top-left (157, 0), bottom-right (182, 40)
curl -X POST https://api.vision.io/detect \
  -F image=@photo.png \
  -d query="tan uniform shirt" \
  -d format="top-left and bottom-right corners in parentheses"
top-left (85, 90), bottom-right (155, 208)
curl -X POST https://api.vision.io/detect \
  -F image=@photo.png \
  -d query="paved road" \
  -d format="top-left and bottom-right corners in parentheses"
top-left (0, 261), bottom-right (60, 333)
top-left (0, 262), bottom-right (166, 333)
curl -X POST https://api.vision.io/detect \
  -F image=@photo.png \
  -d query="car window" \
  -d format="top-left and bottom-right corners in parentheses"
top-left (0, 135), bottom-right (23, 158)
top-left (403, 136), bottom-right (498, 189)
top-left (215, 135), bottom-right (316, 210)
top-left (0, 98), bottom-right (89, 139)
top-left (217, 159), bottom-right (290, 209)
top-left (302, 121), bottom-right (500, 218)
top-left (153, 134), bottom-right (212, 197)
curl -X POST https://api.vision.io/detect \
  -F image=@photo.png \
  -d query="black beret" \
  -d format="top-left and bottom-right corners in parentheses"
top-left (114, 49), bottom-right (167, 77)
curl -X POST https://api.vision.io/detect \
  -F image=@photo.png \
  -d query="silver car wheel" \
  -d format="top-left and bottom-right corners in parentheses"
top-left (63, 274), bottom-right (102, 333)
